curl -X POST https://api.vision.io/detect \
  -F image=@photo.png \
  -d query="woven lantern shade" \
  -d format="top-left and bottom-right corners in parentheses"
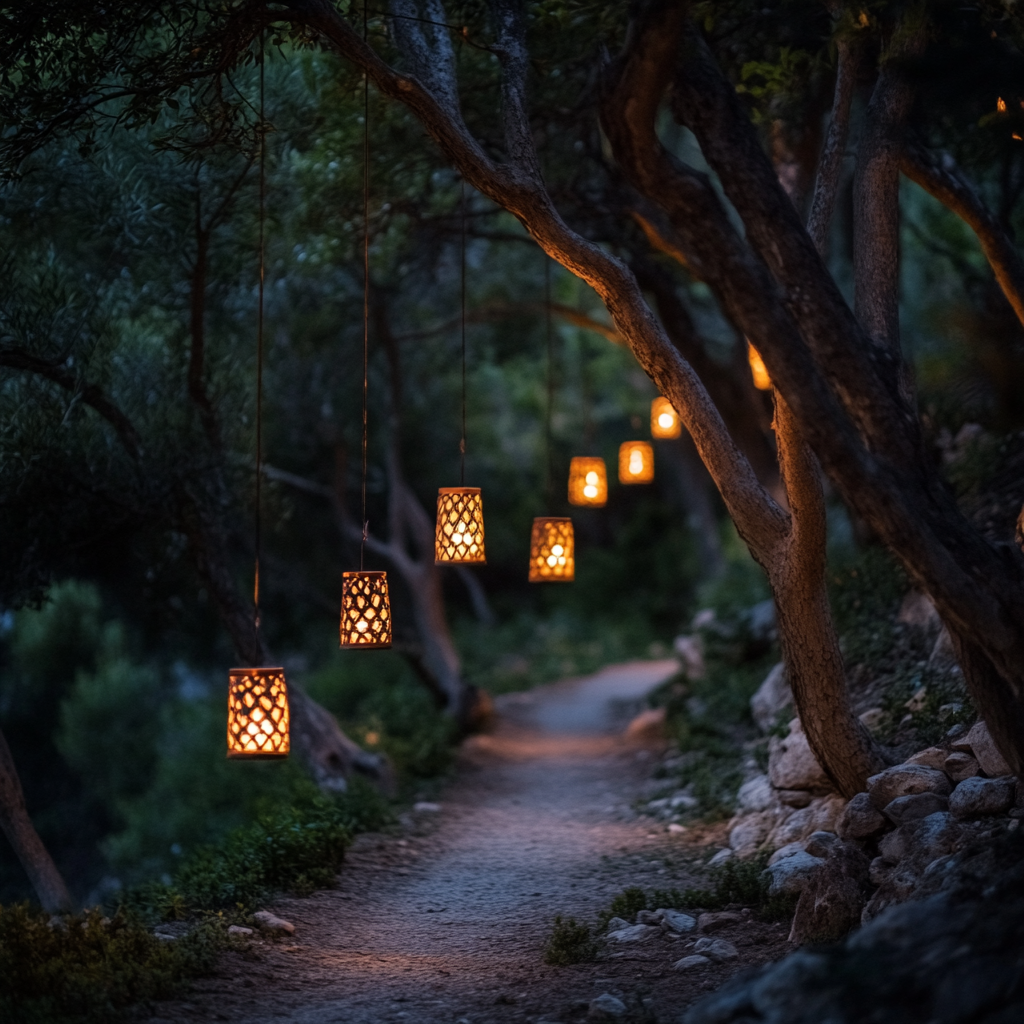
top-left (619, 440), bottom-right (654, 484)
top-left (568, 456), bottom-right (608, 507)
top-left (650, 396), bottom-right (682, 439)
top-left (340, 570), bottom-right (393, 649)
top-left (227, 667), bottom-right (290, 759)
top-left (747, 341), bottom-right (771, 390)
top-left (528, 517), bottom-right (575, 582)
top-left (435, 487), bottom-right (486, 564)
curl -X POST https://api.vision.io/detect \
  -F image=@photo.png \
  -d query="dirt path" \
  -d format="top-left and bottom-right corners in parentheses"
top-left (151, 660), bottom-right (790, 1024)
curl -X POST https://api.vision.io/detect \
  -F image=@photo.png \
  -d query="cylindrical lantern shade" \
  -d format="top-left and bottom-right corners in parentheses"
top-left (435, 487), bottom-right (486, 564)
top-left (529, 517), bottom-right (575, 582)
top-left (568, 456), bottom-right (608, 507)
top-left (227, 667), bottom-right (290, 759)
top-left (618, 441), bottom-right (654, 484)
top-left (650, 396), bottom-right (682, 439)
top-left (747, 341), bottom-right (771, 390)
top-left (340, 570), bottom-right (393, 648)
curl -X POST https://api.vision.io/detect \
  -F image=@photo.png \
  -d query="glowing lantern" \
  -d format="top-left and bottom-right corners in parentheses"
top-left (435, 487), bottom-right (486, 564)
top-left (227, 667), bottom-right (290, 759)
top-left (997, 97), bottom-right (1007, 112)
top-left (747, 341), bottom-right (771, 390)
top-left (339, 570), bottom-right (393, 648)
top-left (568, 456), bottom-right (608, 507)
top-left (528, 517), bottom-right (575, 582)
top-left (618, 441), bottom-right (654, 484)
top-left (650, 396), bottom-right (682, 439)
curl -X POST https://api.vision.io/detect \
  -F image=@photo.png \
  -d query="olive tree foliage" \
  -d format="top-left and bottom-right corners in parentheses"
top-left (4, 0), bottom-right (1024, 794)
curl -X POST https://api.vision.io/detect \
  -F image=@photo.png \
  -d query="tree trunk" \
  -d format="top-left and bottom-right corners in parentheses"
top-left (768, 396), bottom-right (886, 795)
top-left (0, 725), bottom-right (73, 913)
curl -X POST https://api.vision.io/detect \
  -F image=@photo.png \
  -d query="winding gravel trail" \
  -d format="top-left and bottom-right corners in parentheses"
top-left (150, 659), bottom-right (788, 1024)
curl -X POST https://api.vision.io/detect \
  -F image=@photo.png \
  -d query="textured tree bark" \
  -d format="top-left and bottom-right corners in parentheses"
top-left (0, 725), bottom-right (73, 912)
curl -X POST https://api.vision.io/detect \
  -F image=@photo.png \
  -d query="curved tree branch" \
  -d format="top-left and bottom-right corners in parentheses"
top-left (901, 143), bottom-right (1024, 330)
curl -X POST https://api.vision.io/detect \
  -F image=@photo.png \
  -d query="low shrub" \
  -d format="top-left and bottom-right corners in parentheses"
top-left (543, 915), bottom-right (599, 965)
top-left (0, 904), bottom-right (223, 1024)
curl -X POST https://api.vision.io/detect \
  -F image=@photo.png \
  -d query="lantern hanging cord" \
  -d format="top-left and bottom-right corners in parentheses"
top-left (544, 255), bottom-right (553, 507)
top-left (253, 31), bottom-right (265, 640)
top-left (460, 177), bottom-right (467, 487)
top-left (360, 0), bottom-right (370, 570)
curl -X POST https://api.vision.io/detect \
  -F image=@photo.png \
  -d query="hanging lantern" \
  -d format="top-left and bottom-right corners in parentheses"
top-left (528, 517), bottom-right (575, 582)
top-left (435, 487), bottom-right (486, 564)
top-left (650, 396), bottom-right (682, 439)
top-left (568, 456), bottom-right (608, 507)
top-left (227, 667), bottom-right (290, 759)
top-left (619, 441), bottom-right (654, 484)
top-left (340, 570), bottom-right (393, 648)
top-left (747, 341), bottom-right (771, 390)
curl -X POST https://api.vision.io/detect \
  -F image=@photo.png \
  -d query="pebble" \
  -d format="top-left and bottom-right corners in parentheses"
top-left (253, 911), bottom-right (295, 936)
top-left (667, 823), bottom-right (686, 834)
top-left (768, 719), bottom-right (832, 791)
top-left (882, 792), bottom-right (949, 825)
top-left (836, 792), bottom-right (886, 842)
top-left (693, 936), bottom-right (739, 961)
top-left (605, 916), bottom-right (631, 932)
top-left (658, 909), bottom-right (697, 933)
top-left (944, 751), bottom-right (981, 783)
top-left (804, 830), bottom-right (840, 858)
top-left (227, 925), bottom-right (253, 938)
top-left (697, 911), bottom-right (742, 932)
top-left (763, 851), bottom-right (822, 896)
top-left (949, 775), bottom-right (1015, 819)
top-left (588, 993), bottom-right (626, 1019)
top-left (904, 747), bottom-right (948, 771)
top-left (606, 923), bottom-right (660, 943)
top-left (413, 801), bottom-right (441, 813)
top-left (673, 954), bottom-right (712, 971)
top-left (736, 774), bottom-right (775, 812)
top-left (707, 848), bottom-right (733, 867)
top-left (962, 721), bottom-right (1013, 778)
top-left (867, 765), bottom-right (951, 809)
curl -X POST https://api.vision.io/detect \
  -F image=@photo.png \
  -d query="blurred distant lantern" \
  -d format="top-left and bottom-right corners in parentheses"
top-left (227, 667), bottom-right (290, 759)
top-left (529, 517), bottom-right (575, 582)
top-left (568, 456), bottom-right (608, 507)
top-left (619, 441), bottom-right (654, 484)
top-left (650, 396), bottom-right (682, 439)
top-left (435, 487), bottom-right (486, 563)
top-left (339, 570), bottom-right (393, 648)
top-left (747, 341), bottom-right (771, 390)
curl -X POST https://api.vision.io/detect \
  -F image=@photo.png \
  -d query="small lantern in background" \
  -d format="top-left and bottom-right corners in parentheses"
top-left (435, 487), bottom-right (486, 564)
top-left (528, 517), bottom-right (575, 582)
top-left (227, 667), bottom-right (290, 759)
top-left (650, 396), bottom-right (682, 439)
top-left (618, 441), bottom-right (654, 484)
top-left (747, 341), bottom-right (771, 390)
top-left (568, 456), bottom-right (608, 507)
top-left (340, 570), bottom-right (393, 648)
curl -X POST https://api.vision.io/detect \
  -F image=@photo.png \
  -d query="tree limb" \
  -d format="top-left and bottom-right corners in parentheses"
top-left (901, 143), bottom-right (1024, 330)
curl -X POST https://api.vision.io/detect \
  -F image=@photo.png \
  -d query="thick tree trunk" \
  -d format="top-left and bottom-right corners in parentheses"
top-left (768, 397), bottom-right (886, 795)
top-left (0, 725), bottom-right (73, 912)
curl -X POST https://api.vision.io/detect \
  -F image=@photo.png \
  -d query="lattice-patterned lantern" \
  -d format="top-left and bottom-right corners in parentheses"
top-left (618, 441), bottom-right (654, 484)
top-left (339, 570), bottom-right (393, 649)
top-left (568, 456), bottom-right (608, 507)
top-left (227, 667), bottom-right (290, 759)
top-left (434, 487), bottom-right (486, 564)
top-left (528, 517), bottom-right (575, 582)
top-left (650, 396), bottom-right (682, 439)
top-left (747, 341), bottom-right (771, 390)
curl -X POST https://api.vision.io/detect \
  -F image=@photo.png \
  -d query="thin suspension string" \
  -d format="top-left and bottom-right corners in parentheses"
top-left (254, 31), bottom-right (266, 639)
top-left (544, 255), bottom-right (553, 507)
top-left (360, 0), bottom-right (370, 571)
top-left (460, 177), bottom-right (467, 486)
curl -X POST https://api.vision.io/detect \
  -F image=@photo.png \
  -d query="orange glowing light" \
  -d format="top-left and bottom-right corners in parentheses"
top-left (998, 97), bottom-right (1007, 112)
top-left (227, 667), bottom-right (290, 759)
top-left (747, 342), bottom-right (771, 390)
top-left (650, 396), bottom-right (682, 439)
top-left (568, 456), bottom-right (608, 507)
top-left (528, 517), bottom-right (575, 582)
top-left (618, 441), bottom-right (654, 484)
